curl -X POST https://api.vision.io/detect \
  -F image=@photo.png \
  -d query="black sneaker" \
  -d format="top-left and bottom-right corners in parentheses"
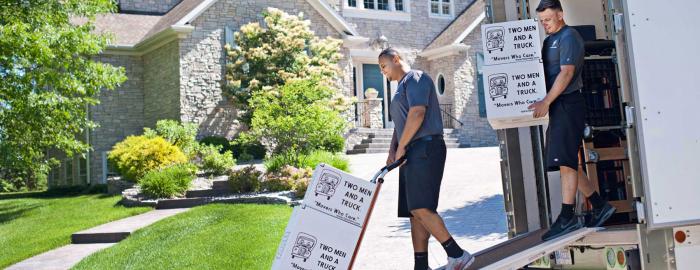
top-left (585, 202), bottom-right (616, 228)
top-left (542, 215), bottom-right (582, 241)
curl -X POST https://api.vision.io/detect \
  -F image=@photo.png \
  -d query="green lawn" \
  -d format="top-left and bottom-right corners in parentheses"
top-left (0, 191), bottom-right (152, 268)
top-left (72, 203), bottom-right (293, 270)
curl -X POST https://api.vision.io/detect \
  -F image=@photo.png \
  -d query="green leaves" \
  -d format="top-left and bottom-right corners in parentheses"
top-left (224, 7), bottom-right (343, 120)
top-left (250, 79), bottom-right (346, 156)
top-left (0, 0), bottom-right (125, 190)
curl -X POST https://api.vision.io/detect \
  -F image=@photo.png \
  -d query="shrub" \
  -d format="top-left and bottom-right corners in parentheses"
top-left (144, 120), bottom-right (199, 159)
top-left (263, 152), bottom-right (291, 174)
top-left (293, 174), bottom-right (310, 198)
top-left (237, 153), bottom-right (254, 163)
top-left (108, 136), bottom-right (187, 182)
top-left (198, 144), bottom-right (236, 175)
top-left (199, 136), bottom-right (231, 153)
top-left (224, 7), bottom-right (343, 124)
top-left (320, 133), bottom-right (346, 153)
top-left (230, 132), bottom-right (266, 160)
top-left (228, 165), bottom-right (262, 193)
top-left (139, 163), bottom-right (197, 199)
top-left (300, 150), bottom-right (349, 172)
top-left (250, 79), bottom-right (346, 156)
top-left (264, 150), bottom-right (349, 173)
top-left (262, 166), bottom-right (312, 196)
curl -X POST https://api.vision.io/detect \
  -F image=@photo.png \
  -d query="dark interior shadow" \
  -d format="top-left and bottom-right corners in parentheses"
top-left (389, 194), bottom-right (508, 239)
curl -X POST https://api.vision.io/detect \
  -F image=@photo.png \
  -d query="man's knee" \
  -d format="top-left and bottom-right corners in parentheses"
top-left (410, 208), bottom-right (435, 219)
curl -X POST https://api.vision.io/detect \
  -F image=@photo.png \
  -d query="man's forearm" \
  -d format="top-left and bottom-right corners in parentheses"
top-left (398, 108), bottom-right (426, 149)
top-left (389, 130), bottom-right (398, 157)
top-left (543, 69), bottom-right (575, 104)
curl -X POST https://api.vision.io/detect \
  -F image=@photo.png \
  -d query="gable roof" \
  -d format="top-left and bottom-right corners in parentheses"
top-left (425, 0), bottom-right (486, 50)
top-left (83, 0), bottom-right (356, 50)
top-left (71, 13), bottom-right (162, 46)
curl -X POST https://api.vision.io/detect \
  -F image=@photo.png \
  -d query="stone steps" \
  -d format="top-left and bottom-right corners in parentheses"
top-left (351, 142), bottom-right (461, 150)
top-left (347, 128), bottom-right (463, 155)
top-left (361, 137), bottom-right (459, 144)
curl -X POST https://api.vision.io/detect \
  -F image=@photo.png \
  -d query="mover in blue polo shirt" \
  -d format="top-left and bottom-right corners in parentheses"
top-left (528, 0), bottom-right (616, 241)
top-left (378, 47), bottom-right (474, 270)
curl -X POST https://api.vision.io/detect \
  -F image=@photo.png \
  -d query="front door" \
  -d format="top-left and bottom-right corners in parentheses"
top-left (362, 64), bottom-right (394, 128)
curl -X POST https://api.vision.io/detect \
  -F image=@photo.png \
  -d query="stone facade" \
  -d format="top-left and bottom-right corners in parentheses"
top-left (53, 0), bottom-right (498, 187)
top-left (89, 55), bottom-right (146, 184)
top-left (454, 25), bottom-right (498, 147)
top-left (118, 0), bottom-right (182, 14)
top-left (143, 40), bottom-right (181, 128)
top-left (421, 23), bottom-right (496, 147)
top-left (178, 0), bottom-right (342, 139)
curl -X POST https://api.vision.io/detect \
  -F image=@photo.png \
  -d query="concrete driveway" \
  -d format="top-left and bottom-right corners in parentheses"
top-left (348, 147), bottom-right (508, 269)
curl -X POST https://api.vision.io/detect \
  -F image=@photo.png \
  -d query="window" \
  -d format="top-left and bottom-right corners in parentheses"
top-left (65, 159), bottom-right (73, 185)
top-left (395, 0), bottom-right (404, 11)
top-left (476, 52), bottom-right (487, 117)
top-left (436, 74), bottom-right (446, 95)
top-left (377, 0), bottom-right (388, 10)
top-left (51, 164), bottom-right (61, 186)
top-left (345, 0), bottom-right (411, 21)
top-left (430, 0), bottom-right (452, 17)
top-left (79, 156), bottom-right (88, 184)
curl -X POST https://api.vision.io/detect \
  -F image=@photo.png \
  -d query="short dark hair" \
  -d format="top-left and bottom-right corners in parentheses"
top-left (536, 0), bottom-right (563, 12)
top-left (378, 47), bottom-right (403, 60)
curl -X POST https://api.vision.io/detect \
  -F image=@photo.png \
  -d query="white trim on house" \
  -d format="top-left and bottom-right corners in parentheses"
top-left (419, 11), bottom-right (485, 60)
top-left (452, 11), bottom-right (486, 44)
top-left (349, 48), bottom-right (381, 62)
top-left (104, 25), bottom-right (194, 56)
top-left (342, 8), bottom-right (411, 21)
top-left (418, 44), bottom-right (469, 60)
top-left (342, 36), bottom-right (371, 48)
top-left (342, 0), bottom-right (411, 21)
top-left (175, 0), bottom-right (219, 25)
top-left (306, 0), bottom-right (359, 35)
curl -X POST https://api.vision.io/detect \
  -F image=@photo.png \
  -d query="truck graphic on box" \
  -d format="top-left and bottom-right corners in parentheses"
top-left (291, 232), bottom-right (317, 262)
top-left (486, 27), bottom-right (505, 53)
top-left (315, 169), bottom-right (341, 200)
top-left (488, 73), bottom-right (509, 100)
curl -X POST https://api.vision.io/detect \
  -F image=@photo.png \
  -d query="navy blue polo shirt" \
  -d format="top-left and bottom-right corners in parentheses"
top-left (542, 25), bottom-right (585, 94)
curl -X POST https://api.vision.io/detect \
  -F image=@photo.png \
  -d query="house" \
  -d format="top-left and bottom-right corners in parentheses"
top-left (49, 0), bottom-right (497, 187)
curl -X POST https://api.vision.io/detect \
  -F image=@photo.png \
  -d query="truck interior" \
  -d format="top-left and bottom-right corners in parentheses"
top-left (472, 0), bottom-right (648, 269)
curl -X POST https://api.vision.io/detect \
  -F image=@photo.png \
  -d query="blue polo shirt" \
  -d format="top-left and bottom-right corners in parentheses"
top-left (542, 25), bottom-right (585, 95)
top-left (389, 70), bottom-right (444, 143)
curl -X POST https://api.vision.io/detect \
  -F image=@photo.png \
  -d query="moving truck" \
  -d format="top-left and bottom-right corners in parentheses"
top-left (470, 0), bottom-right (700, 269)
